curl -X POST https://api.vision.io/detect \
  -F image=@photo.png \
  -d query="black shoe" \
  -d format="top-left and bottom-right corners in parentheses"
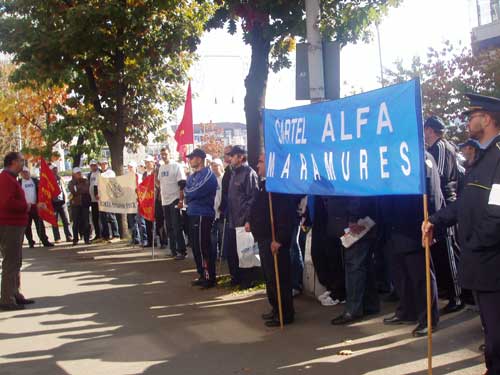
top-left (28, 242), bottom-right (35, 248)
top-left (191, 278), bottom-right (204, 286)
top-left (15, 297), bottom-right (35, 305)
top-left (230, 279), bottom-right (240, 287)
top-left (72, 240), bottom-right (78, 246)
top-left (43, 242), bottom-right (54, 247)
top-left (331, 313), bottom-right (360, 325)
top-left (412, 323), bottom-right (438, 337)
top-left (265, 318), bottom-right (294, 327)
top-left (200, 280), bottom-right (216, 289)
top-left (383, 314), bottom-right (416, 325)
top-left (66, 237), bottom-right (73, 243)
top-left (84, 240), bottom-right (91, 245)
top-left (0, 303), bottom-right (25, 311)
top-left (440, 300), bottom-right (465, 315)
top-left (261, 311), bottom-right (276, 320)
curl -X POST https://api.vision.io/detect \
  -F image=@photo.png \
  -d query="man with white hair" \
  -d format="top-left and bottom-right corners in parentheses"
top-left (88, 159), bottom-right (101, 241)
top-left (98, 159), bottom-right (120, 242)
top-left (211, 158), bottom-right (224, 260)
top-left (19, 166), bottom-right (53, 247)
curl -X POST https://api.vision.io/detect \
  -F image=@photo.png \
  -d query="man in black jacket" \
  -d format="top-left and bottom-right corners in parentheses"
top-left (50, 165), bottom-right (72, 243)
top-left (424, 116), bottom-right (463, 314)
top-left (226, 145), bottom-right (258, 286)
top-left (250, 153), bottom-right (294, 327)
top-left (423, 93), bottom-right (500, 374)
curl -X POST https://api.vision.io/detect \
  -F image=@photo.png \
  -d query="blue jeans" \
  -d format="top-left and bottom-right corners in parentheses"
top-left (343, 238), bottom-right (380, 317)
top-left (99, 212), bottom-right (119, 239)
top-left (127, 214), bottom-right (147, 244)
top-left (289, 224), bottom-right (304, 291)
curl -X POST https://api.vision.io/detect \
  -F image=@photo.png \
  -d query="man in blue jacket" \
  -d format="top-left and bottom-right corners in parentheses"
top-left (185, 148), bottom-right (218, 288)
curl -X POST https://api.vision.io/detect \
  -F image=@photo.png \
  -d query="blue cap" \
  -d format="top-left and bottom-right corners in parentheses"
top-left (187, 148), bottom-right (206, 159)
top-left (424, 116), bottom-right (445, 131)
top-left (463, 93), bottom-right (500, 116)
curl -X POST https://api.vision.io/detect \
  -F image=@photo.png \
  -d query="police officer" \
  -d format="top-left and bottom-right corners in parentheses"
top-left (423, 93), bottom-right (500, 374)
top-left (424, 116), bottom-right (463, 314)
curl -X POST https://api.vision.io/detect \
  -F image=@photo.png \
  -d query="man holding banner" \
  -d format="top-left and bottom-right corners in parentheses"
top-left (423, 93), bottom-right (500, 375)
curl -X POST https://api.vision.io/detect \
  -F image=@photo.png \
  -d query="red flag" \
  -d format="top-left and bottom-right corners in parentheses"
top-left (38, 158), bottom-right (61, 226)
top-left (137, 174), bottom-right (155, 222)
top-left (174, 82), bottom-right (194, 160)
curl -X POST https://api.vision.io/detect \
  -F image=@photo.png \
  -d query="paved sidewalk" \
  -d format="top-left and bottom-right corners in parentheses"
top-left (0, 241), bottom-right (486, 375)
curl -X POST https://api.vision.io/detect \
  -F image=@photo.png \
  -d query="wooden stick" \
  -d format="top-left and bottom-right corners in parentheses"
top-left (423, 194), bottom-right (433, 374)
top-left (268, 192), bottom-right (284, 330)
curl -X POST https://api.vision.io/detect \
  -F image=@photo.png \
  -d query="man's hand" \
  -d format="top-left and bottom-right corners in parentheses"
top-left (349, 223), bottom-right (366, 235)
top-left (271, 241), bottom-right (281, 255)
top-left (177, 200), bottom-right (184, 209)
top-left (421, 221), bottom-right (434, 247)
top-left (244, 222), bottom-right (251, 232)
top-left (26, 203), bottom-right (32, 212)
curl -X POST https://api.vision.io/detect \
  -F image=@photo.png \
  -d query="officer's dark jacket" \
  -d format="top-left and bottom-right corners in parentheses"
top-left (427, 138), bottom-right (458, 204)
top-left (324, 196), bottom-right (377, 238)
top-left (227, 164), bottom-right (258, 228)
top-left (381, 152), bottom-right (443, 254)
top-left (249, 179), bottom-right (295, 248)
top-left (430, 135), bottom-right (500, 291)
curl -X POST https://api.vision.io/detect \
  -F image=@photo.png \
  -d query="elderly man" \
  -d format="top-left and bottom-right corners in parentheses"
top-left (68, 168), bottom-right (91, 245)
top-left (0, 152), bottom-right (35, 310)
top-left (19, 167), bottom-right (53, 247)
top-left (88, 159), bottom-right (101, 241)
top-left (98, 159), bottom-right (120, 242)
top-left (423, 93), bottom-right (500, 374)
top-left (50, 165), bottom-right (73, 243)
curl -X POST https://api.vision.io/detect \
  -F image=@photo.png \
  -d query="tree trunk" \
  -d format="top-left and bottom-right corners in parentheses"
top-left (72, 135), bottom-right (85, 168)
top-left (244, 25), bottom-right (271, 170)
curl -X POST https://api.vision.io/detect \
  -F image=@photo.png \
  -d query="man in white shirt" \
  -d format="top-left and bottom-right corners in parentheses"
top-left (98, 159), bottom-right (120, 241)
top-left (87, 160), bottom-right (102, 241)
top-left (19, 167), bottom-right (53, 247)
top-left (158, 147), bottom-right (187, 259)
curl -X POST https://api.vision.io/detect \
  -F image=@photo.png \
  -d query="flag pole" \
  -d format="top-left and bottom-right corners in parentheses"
top-left (152, 169), bottom-right (157, 260)
top-left (268, 192), bottom-right (284, 330)
top-left (423, 193), bottom-right (433, 374)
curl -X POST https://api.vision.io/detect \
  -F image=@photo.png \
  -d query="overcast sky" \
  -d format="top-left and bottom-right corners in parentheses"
top-left (182, 0), bottom-right (474, 125)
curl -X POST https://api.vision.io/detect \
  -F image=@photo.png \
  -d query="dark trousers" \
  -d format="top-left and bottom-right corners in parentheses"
top-left (431, 237), bottom-right (461, 302)
top-left (225, 225), bottom-right (241, 283)
top-left (25, 207), bottom-right (49, 245)
top-left (477, 290), bottom-right (500, 374)
top-left (52, 203), bottom-right (72, 241)
top-left (391, 250), bottom-right (439, 326)
top-left (72, 205), bottom-right (90, 243)
top-left (311, 233), bottom-right (346, 300)
top-left (211, 218), bottom-right (224, 259)
top-left (99, 211), bottom-right (119, 239)
top-left (258, 239), bottom-right (294, 321)
top-left (163, 200), bottom-right (186, 255)
top-left (290, 224), bottom-right (304, 291)
top-left (127, 214), bottom-right (147, 245)
top-left (190, 215), bottom-right (216, 281)
top-left (0, 226), bottom-right (25, 305)
top-left (90, 202), bottom-right (100, 239)
top-left (343, 238), bottom-right (380, 317)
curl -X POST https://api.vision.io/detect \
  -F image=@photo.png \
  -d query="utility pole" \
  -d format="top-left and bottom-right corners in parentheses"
top-left (305, 0), bottom-right (325, 102)
top-left (376, 22), bottom-right (385, 87)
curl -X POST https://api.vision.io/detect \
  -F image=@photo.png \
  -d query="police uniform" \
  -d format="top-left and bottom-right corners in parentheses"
top-left (429, 93), bottom-right (500, 374)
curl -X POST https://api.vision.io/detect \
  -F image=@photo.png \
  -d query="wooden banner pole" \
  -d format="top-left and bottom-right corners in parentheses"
top-left (423, 194), bottom-right (433, 374)
top-left (268, 192), bottom-right (284, 330)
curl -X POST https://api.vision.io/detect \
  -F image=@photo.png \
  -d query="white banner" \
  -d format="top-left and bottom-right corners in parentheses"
top-left (98, 173), bottom-right (138, 214)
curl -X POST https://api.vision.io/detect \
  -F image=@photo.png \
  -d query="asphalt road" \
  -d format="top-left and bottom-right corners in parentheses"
top-left (0, 241), bottom-right (487, 375)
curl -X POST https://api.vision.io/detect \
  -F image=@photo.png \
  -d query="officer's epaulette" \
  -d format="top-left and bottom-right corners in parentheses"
top-left (496, 142), bottom-right (500, 152)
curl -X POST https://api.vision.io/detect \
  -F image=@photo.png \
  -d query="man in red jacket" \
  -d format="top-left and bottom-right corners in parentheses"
top-left (0, 152), bottom-right (32, 311)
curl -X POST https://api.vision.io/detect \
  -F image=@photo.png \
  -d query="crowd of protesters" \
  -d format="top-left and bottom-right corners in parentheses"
top-left (1, 92), bottom-right (499, 374)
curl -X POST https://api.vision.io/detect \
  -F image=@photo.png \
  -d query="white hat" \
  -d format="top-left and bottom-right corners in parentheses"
top-left (49, 164), bottom-right (57, 170)
top-left (89, 159), bottom-right (98, 165)
top-left (206, 154), bottom-right (213, 162)
top-left (144, 155), bottom-right (154, 162)
top-left (212, 158), bottom-right (223, 166)
top-left (138, 160), bottom-right (145, 167)
top-left (72, 167), bottom-right (82, 174)
top-left (100, 159), bottom-right (108, 164)
top-left (127, 160), bottom-right (137, 168)
top-left (22, 166), bottom-right (30, 172)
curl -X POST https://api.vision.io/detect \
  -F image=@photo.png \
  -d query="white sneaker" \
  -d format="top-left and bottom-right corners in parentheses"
top-left (321, 296), bottom-right (340, 306)
top-left (317, 291), bottom-right (331, 302)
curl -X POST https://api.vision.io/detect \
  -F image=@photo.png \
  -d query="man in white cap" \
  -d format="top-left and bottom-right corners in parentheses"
top-left (88, 159), bottom-right (101, 241)
top-left (98, 159), bottom-right (120, 242)
top-left (19, 166), bottom-right (53, 247)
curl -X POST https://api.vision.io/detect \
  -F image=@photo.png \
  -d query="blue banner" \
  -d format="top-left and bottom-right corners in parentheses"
top-left (263, 80), bottom-right (426, 196)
